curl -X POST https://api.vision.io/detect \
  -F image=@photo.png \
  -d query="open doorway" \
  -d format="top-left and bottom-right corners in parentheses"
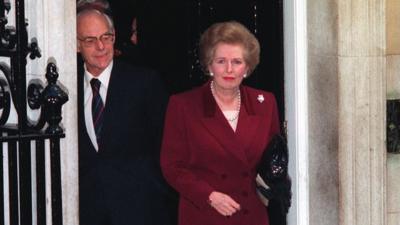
top-left (108, 0), bottom-right (285, 124)
top-left (101, 0), bottom-right (288, 224)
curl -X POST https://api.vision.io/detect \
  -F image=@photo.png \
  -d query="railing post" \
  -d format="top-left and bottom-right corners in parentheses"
top-left (0, 1), bottom-right (69, 225)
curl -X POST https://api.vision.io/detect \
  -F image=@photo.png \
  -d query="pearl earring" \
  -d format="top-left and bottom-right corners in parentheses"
top-left (243, 73), bottom-right (247, 78)
top-left (209, 72), bottom-right (214, 76)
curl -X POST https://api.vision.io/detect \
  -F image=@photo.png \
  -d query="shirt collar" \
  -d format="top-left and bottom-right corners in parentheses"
top-left (84, 60), bottom-right (113, 89)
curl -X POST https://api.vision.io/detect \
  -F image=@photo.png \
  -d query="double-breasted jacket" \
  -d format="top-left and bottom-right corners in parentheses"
top-left (161, 81), bottom-right (280, 225)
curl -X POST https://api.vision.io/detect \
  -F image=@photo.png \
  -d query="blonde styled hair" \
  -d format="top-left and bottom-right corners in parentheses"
top-left (199, 21), bottom-right (260, 76)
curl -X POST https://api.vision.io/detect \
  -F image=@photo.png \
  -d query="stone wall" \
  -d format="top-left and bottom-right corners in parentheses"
top-left (307, 0), bottom-right (388, 225)
top-left (386, 0), bottom-right (400, 224)
top-left (307, 1), bottom-right (339, 225)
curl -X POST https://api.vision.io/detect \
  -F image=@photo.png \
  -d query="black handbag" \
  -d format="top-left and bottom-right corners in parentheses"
top-left (257, 134), bottom-right (292, 217)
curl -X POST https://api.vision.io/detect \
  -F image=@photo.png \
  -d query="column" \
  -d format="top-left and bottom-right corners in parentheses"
top-left (338, 0), bottom-right (387, 225)
top-left (27, 0), bottom-right (79, 224)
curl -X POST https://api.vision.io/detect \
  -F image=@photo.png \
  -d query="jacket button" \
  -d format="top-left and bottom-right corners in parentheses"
top-left (221, 174), bottom-right (227, 179)
top-left (242, 191), bottom-right (248, 197)
top-left (243, 209), bottom-right (249, 215)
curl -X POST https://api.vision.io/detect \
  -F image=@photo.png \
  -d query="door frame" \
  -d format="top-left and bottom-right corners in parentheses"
top-left (283, 0), bottom-right (309, 225)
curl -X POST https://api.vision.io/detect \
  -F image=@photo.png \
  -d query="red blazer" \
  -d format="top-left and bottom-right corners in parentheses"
top-left (161, 81), bottom-right (280, 225)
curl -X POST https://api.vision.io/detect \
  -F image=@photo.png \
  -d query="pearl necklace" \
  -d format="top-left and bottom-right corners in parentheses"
top-left (210, 81), bottom-right (241, 122)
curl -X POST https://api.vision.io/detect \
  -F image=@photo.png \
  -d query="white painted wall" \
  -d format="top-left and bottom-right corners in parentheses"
top-left (1, 0), bottom-right (78, 224)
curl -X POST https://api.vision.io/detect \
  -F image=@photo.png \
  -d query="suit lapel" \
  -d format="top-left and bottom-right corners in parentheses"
top-left (235, 87), bottom-right (263, 159)
top-left (96, 61), bottom-right (121, 152)
top-left (199, 83), bottom-right (260, 168)
top-left (78, 63), bottom-right (97, 153)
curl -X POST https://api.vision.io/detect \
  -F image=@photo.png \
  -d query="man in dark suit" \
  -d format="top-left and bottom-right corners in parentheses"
top-left (77, 8), bottom-right (175, 225)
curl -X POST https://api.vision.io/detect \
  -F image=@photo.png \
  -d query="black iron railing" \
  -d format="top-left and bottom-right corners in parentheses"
top-left (0, 1), bottom-right (68, 225)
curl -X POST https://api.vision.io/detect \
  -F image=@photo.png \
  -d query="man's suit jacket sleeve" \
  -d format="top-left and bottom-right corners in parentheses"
top-left (160, 95), bottom-right (214, 210)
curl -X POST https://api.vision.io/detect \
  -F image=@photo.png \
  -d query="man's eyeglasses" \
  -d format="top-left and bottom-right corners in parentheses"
top-left (78, 33), bottom-right (114, 47)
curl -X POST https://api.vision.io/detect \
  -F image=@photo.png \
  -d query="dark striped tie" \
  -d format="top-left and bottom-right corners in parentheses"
top-left (90, 78), bottom-right (104, 144)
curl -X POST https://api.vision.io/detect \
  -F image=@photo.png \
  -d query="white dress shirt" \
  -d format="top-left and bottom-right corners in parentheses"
top-left (84, 61), bottom-right (113, 151)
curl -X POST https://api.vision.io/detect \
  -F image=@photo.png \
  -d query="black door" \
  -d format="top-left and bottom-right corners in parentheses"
top-left (108, 0), bottom-right (284, 124)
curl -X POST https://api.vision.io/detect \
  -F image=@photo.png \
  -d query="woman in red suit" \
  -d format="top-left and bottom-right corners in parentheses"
top-left (161, 21), bottom-right (280, 225)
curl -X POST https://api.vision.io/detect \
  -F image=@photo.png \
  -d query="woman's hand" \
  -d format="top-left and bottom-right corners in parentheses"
top-left (208, 191), bottom-right (241, 216)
